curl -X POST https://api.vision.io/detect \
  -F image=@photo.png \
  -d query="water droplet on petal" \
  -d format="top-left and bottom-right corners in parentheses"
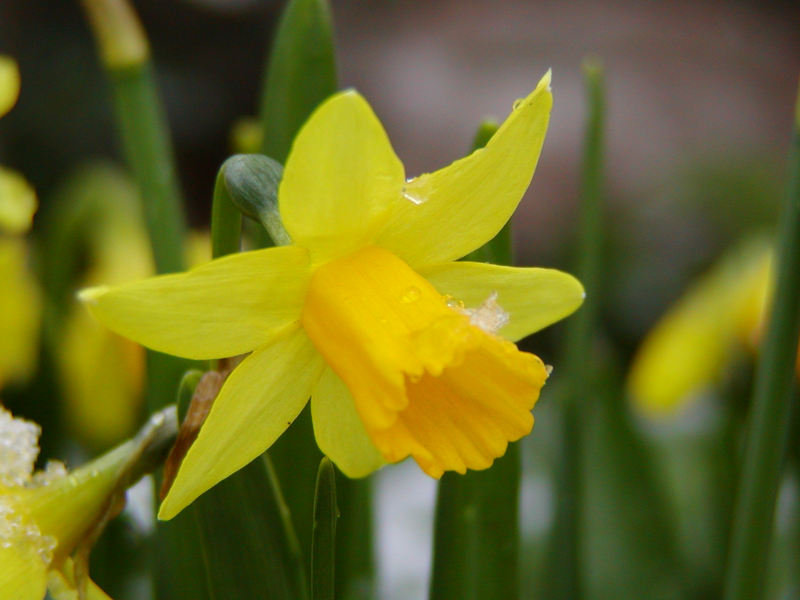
top-left (402, 186), bottom-right (427, 205)
top-left (512, 98), bottom-right (524, 110)
top-left (401, 286), bottom-right (421, 303)
top-left (444, 295), bottom-right (465, 311)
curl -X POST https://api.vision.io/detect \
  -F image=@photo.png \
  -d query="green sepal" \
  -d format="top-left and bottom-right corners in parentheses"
top-left (219, 154), bottom-right (290, 246)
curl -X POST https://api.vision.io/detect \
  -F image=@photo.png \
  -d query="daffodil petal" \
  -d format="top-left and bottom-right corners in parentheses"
top-left (158, 327), bottom-right (325, 519)
top-left (280, 91), bottom-right (405, 260)
top-left (0, 543), bottom-right (48, 600)
top-left (376, 72), bottom-right (552, 267)
top-left (419, 261), bottom-right (584, 341)
top-left (80, 245), bottom-right (312, 360)
top-left (311, 367), bottom-right (386, 478)
top-left (0, 56), bottom-right (20, 117)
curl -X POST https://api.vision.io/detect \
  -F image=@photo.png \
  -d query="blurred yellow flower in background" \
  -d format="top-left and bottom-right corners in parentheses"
top-left (627, 236), bottom-right (799, 416)
top-left (0, 55), bottom-right (41, 391)
top-left (49, 164), bottom-right (211, 448)
top-left (83, 74), bottom-right (584, 520)
top-left (44, 165), bottom-right (153, 448)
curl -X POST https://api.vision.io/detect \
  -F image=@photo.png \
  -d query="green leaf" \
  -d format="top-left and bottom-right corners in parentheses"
top-left (723, 81), bottom-right (800, 600)
top-left (580, 367), bottom-right (687, 600)
top-left (259, 0), bottom-right (338, 163)
top-left (192, 458), bottom-right (310, 600)
top-left (542, 58), bottom-right (605, 600)
top-left (430, 447), bottom-right (521, 600)
top-left (334, 475), bottom-right (375, 600)
top-left (211, 166), bottom-right (243, 259)
top-left (311, 458), bottom-right (338, 600)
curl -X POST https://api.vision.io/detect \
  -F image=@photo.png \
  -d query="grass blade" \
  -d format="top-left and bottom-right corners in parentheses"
top-left (723, 81), bottom-right (800, 600)
top-left (543, 59), bottom-right (605, 600)
top-left (259, 0), bottom-right (337, 163)
top-left (312, 458), bottom-right (338, 600)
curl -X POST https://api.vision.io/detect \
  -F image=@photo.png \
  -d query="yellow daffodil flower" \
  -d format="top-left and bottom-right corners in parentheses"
top-left (82, 72), bottom-right (584, 520)
top-left (0, 55), bottom-right (40, 389)
top-left (0, 406), bottom-right (120, 599)
top-left (0, 55), bottom-right (36, 234)
top-left (627, 236), bottom-right (790, 416)
top-left (0, 237), bottom-right (41, 388)
top-left (0, 56), bottom-right (21, 117)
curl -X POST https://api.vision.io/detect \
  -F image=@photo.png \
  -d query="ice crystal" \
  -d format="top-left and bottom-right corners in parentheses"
top-left (0, 405), bottom-right (40, 487)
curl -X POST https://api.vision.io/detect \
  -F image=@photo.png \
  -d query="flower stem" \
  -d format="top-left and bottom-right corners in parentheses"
top-left (80, 0), bottom-right (187, 275)
top-left (723, 81), bottom-right (800, 600)
top-left (107, 62), bottom-right (187, 275)
top-left (430, 447), bottom-right (522, 600)
top-left (81, 0), bottom-right (189, 416)
top-left (546, 59), bottom-right (605, 600)
top-left (211, 168), bottom-right (242, 260)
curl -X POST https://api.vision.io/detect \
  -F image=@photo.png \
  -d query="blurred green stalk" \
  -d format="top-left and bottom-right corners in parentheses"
top-left (723, 83), bottom-right (800, 600)
top-left (81, 0), bottom-right (188, 416)
top-left (259, 0), bottom-right (337, 165)
top-left (546, 60), bottom-right (604, 600)
top-left (108, 63), bottom-right (186, 275)
top-left (430, 120), bottom-right (524, 600)
top-left (80, 4), bottom-right (203, 600)
top-left (81, 0), bottom-right (186, 276)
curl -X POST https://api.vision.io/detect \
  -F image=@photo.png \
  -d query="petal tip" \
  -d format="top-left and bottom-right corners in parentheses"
top-left (541, 68), bottom-right (552, 91)
top-left (77, 285), bottom-right (109, 305)
top-left (156, 495), bottom-right (181, 521)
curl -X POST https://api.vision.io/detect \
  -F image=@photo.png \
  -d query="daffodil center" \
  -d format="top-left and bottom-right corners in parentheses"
top-left (302, 245), bottom-right (457, 429)
top-left (301, 245), bottom-right (548, 477)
